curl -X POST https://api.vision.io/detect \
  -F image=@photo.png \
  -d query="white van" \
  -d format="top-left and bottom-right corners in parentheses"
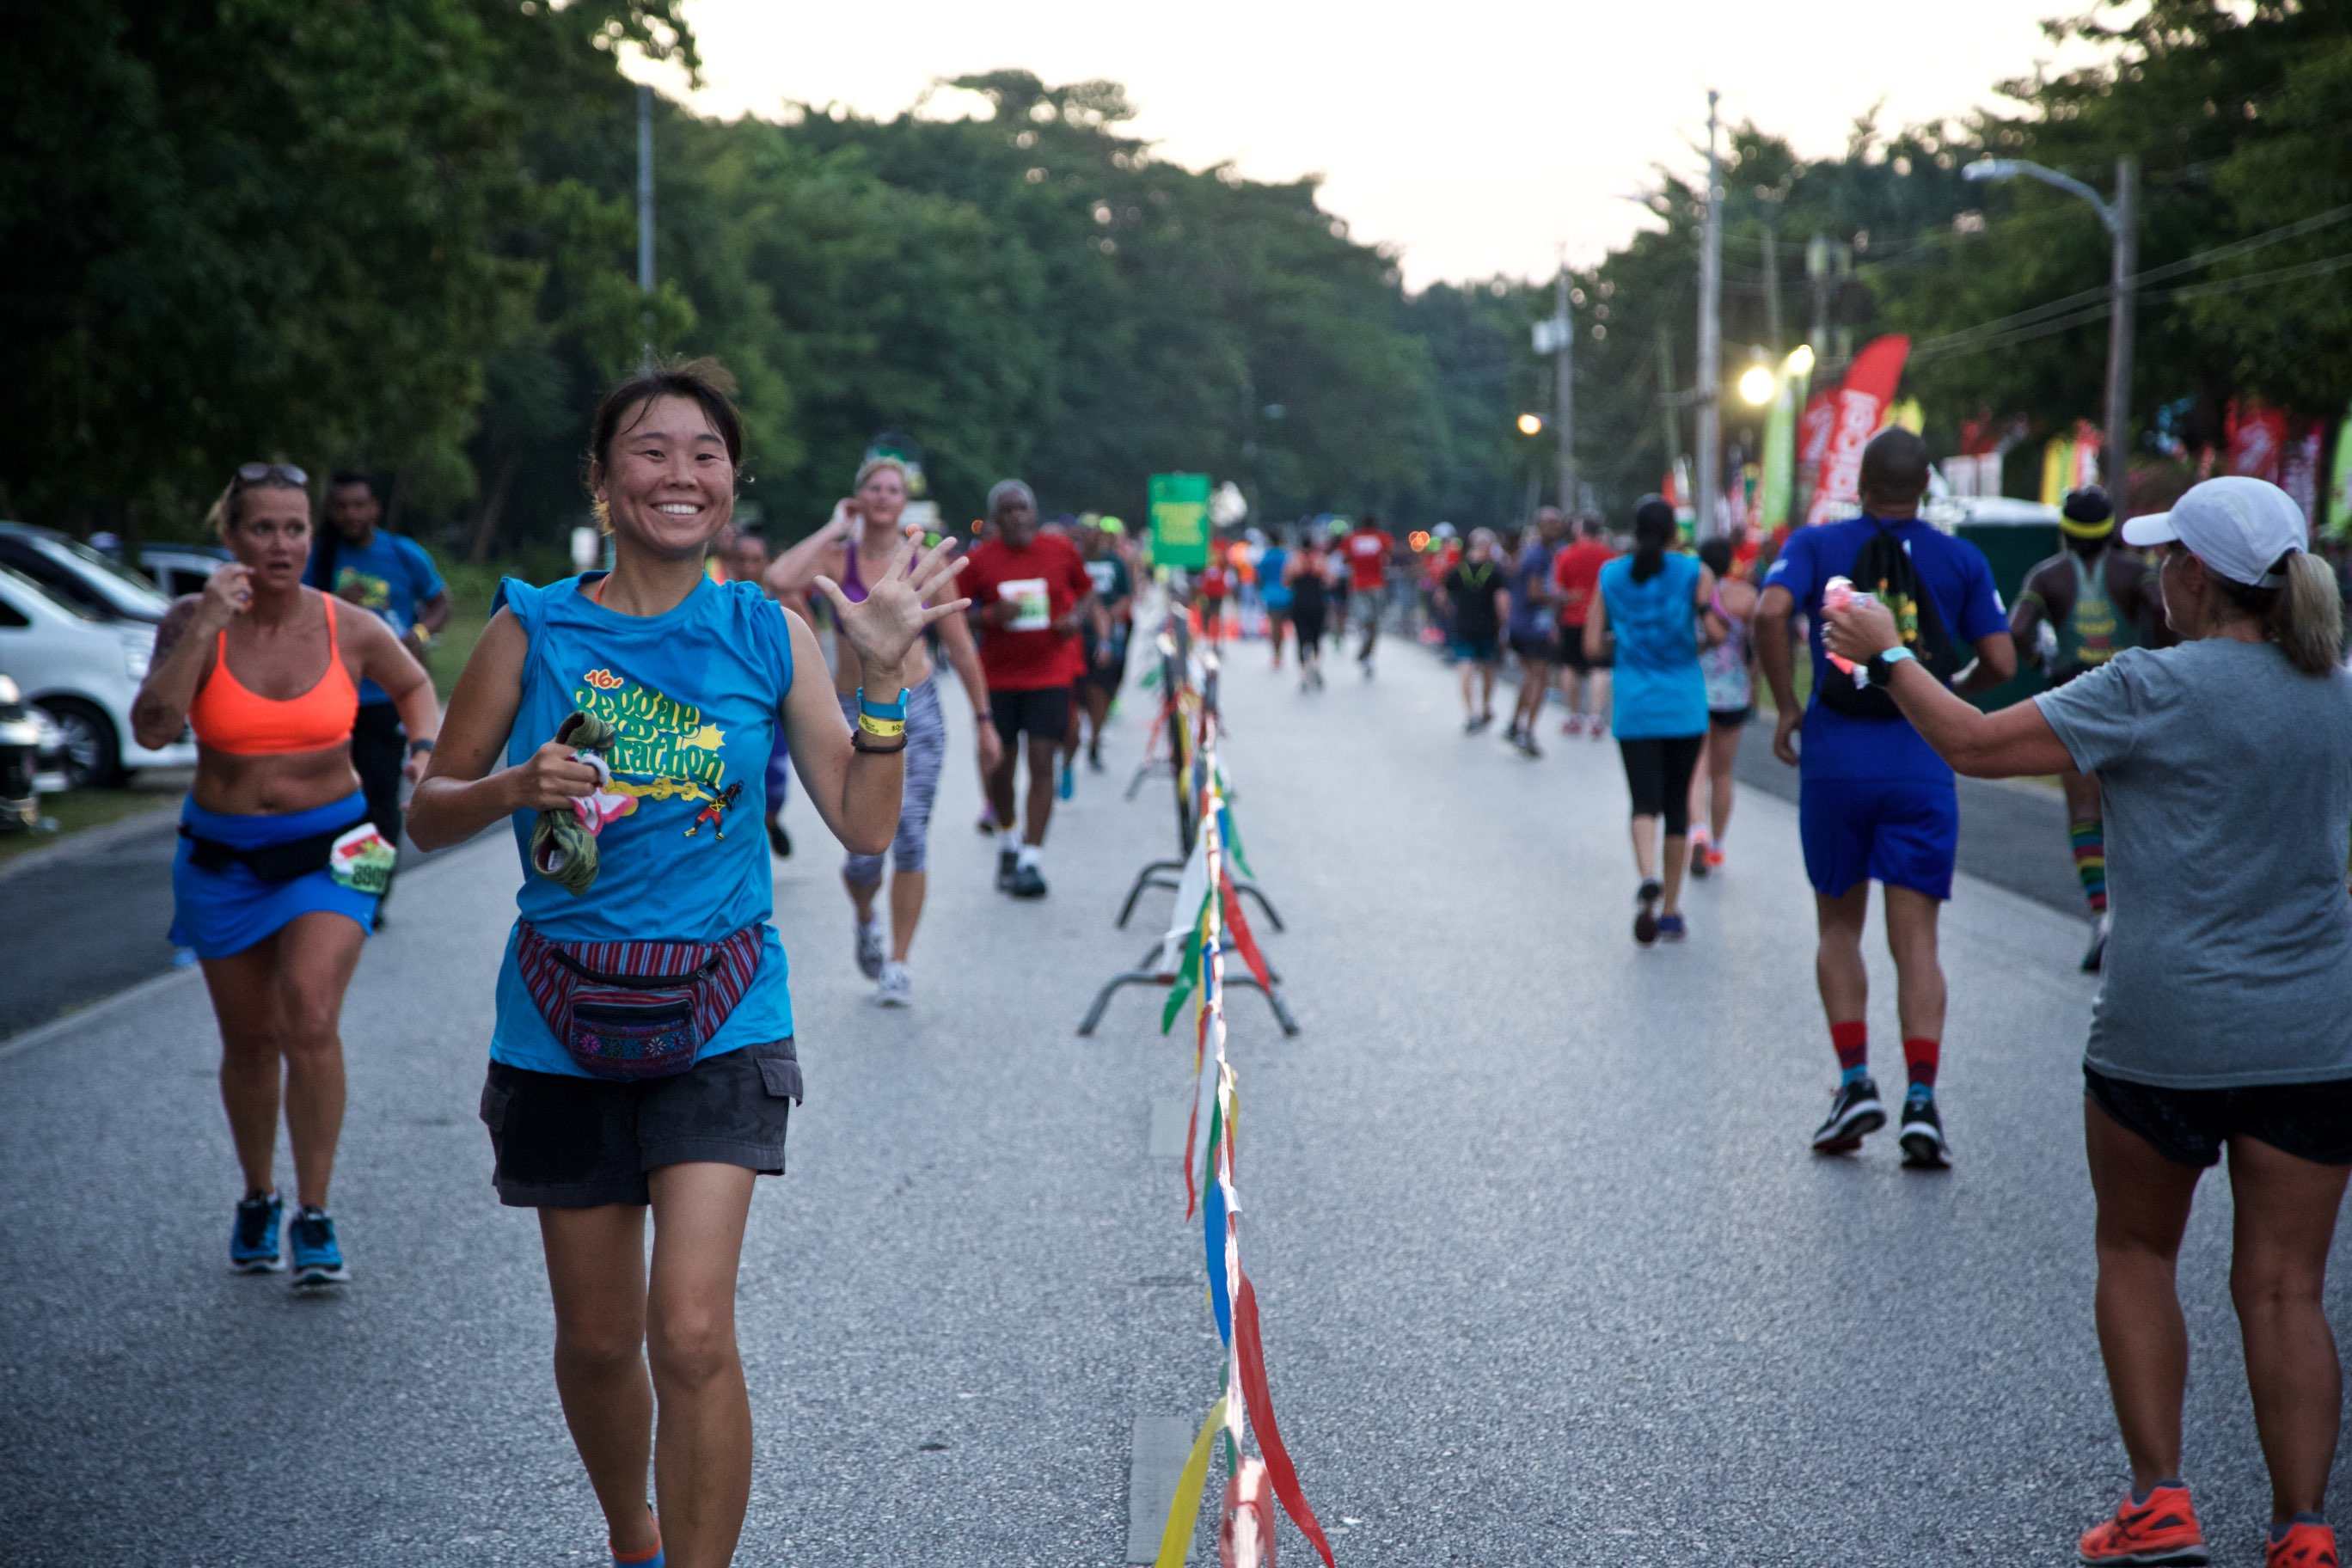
top-left (0, 565), bottom-right (196, 788)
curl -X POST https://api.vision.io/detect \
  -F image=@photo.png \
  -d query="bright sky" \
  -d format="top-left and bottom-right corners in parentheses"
top-left (634, 0), bottom-right (2119, 290)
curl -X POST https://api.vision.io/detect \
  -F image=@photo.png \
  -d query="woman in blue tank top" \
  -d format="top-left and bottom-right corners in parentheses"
top-left (408, 359), bottom-right (970, 1568)
top-left (1585, 497), bottom-right (1718, 946)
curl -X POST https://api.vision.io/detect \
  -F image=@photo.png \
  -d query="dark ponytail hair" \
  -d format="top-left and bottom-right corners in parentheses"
top-left (1630, 496), bottom-right (1677, 583)
top-left (585, 357), bottom-right (744, 532)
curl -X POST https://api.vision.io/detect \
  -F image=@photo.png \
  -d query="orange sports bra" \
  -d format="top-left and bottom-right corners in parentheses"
top-left (187, 597), bottom-right (360, 756)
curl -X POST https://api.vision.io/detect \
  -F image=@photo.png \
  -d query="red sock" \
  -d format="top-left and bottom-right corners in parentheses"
top-left (1902, 1037), bottom-right (1939, 1091)
top-left (1830, 1020), bottom-right (1867, 1073)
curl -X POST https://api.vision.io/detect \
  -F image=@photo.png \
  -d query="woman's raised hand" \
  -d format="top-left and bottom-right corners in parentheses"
top-left (1822, 594), bottom-right (1902, 665)
top-left (815, 528), bottom-right (971, 677)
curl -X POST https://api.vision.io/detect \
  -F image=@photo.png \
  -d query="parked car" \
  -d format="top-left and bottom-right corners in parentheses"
top-left (0, 564), bottom-right (194, 788)
top-left (0, 521), bottom-right (174, 625)
top-left (0, 672), bottom-right (46, 830)
top-left (133, 543), bottom-right (234, 600)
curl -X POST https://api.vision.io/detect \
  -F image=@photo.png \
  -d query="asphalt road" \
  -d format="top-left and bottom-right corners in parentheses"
top-left (2, 631), bottom-right (2337, 1566)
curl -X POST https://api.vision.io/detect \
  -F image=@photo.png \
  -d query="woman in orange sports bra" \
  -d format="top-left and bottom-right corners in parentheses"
top-left (132, 463), bottom-right (439, 1287)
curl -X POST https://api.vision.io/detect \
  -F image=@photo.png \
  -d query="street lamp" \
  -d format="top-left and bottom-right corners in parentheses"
top-left (1963, 154), bottom-right (2140, 511)
top-left (1516, 412), bottom-right (1546, 437)
top-left (1738, 364), bottom-right (1777, 407)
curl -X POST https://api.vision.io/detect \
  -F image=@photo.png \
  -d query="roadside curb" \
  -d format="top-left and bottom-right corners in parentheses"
top-left (0, 800), bottom-right (183, 886)
top-left (0, 830), bottom-right (505, 1063)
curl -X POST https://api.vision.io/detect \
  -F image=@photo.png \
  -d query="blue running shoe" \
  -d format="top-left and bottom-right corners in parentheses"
top-left (230, 1192), bottom-right (285, 1273)
top-left (1057, 756), bottom-right (1075, 800)
top-left (1657, 913), bottom-right (1687, 943)
top-left (288, 1206), bottom-right (351, 1288)
top-left (612, 1536), bottom-right (665, 1568)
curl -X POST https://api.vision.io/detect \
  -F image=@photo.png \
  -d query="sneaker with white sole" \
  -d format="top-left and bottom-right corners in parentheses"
top-left (288, 1206), bottom-right (351, 1288)
top-left (1811, 1075), bottom-right (1886, 1154)
top-left (1899, 1088), bottom-right (1952, 1168)
top-left (854, 916), bottom-right (885, 980)
top-left (873, 961), bottom-right (912, 1008)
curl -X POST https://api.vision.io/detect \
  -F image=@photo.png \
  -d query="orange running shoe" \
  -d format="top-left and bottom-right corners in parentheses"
top-left (2079, 1485), bottom-right (2209, 1565)
top-left (2268, 1518), bottom-right (2339, 1568)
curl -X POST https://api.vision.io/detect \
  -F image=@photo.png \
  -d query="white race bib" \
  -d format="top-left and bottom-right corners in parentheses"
top-left (1000, 577), bottom-right (1051, 632)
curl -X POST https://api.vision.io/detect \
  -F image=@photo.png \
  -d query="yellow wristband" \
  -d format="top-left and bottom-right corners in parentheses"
top-left (856, 713), bottom-right (907, 739)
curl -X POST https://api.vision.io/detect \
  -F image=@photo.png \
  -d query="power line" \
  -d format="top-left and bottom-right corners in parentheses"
top-left (2163, 249), bottom-right (2352, 302)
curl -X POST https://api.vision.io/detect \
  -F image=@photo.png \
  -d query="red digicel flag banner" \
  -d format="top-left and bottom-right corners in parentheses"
top-left (1798, 389), bottom-right (1837, 468)
top-left (1804, 335), bottom-right (1911, 525)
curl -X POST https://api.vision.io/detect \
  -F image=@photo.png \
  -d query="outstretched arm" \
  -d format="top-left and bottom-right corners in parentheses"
top-left (1823, 597), bottom-right (2068, 778)
top-left (791, 533), bottom-right (972, 855)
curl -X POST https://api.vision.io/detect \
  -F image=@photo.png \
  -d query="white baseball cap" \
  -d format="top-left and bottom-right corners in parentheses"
top-left (2122, 475), bottom-right (2307, 588)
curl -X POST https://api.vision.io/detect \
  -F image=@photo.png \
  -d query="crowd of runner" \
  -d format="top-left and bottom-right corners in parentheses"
top-left (132, 353), bottom-right (2350, 1568)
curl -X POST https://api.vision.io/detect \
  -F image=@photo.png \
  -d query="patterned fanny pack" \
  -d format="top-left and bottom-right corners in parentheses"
top-left (514, 922), bottom-right (766, 1081)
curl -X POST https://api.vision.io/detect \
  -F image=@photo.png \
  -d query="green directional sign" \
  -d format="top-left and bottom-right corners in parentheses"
top-left (1148, 473), bottom-right (1212, 568)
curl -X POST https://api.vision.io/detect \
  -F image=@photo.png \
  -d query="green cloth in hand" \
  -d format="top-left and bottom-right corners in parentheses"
top-left (528, 710), bottom-right (616, 896)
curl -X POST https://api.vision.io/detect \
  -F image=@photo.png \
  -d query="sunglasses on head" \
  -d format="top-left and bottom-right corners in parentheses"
top-left (234, 462), bottom-right (308, 487)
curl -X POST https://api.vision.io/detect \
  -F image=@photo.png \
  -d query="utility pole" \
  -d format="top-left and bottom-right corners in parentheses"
top-left (1962, 151), bottom-right (2141, 513)
top-left (1554, 262), bottom-right (1577, 512)
top-left (1656, 327), bottom-right (1685, 490)
top-left (1806, 231), bottom-right (1832, 363)
top-left (2104, 155), bottom-right (2139, 515)
top-left (1694, 90), bottom-right (1724, 538)
top-left (1761, 227), bottom-right (1782, 353)
top-left (637, 83), bottom-right (656, 357)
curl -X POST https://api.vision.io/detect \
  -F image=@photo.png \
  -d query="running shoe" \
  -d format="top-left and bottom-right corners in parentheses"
top-left (1688, 830), bottom-right (1712, 879)
top-left (1704, 845), bottom-right (1726, 873)
top-left (1009, 863), bottom-right (1049, 900)
top-left (2267, 1517), bottom-right (2337, 1568)
top-left (1633, 879), bottom-right (1663, 946)
top-left (1810, 1076), bottom-right (1886, 1153)
top-left (995, 847), bottom-right (1019, 891)
top-left (1473, 711), bottom-right (1495, 732)
top-left (854, 916), bottom-right (885, 981)
top-left (976, 805), bottom-right (998, 836)
top-left (288, 1207), bottom-right (350, 1288)
top-left (873, 961), bottom-right (912, 1008)
top-left (230, 1191), bottom-right (285, 1273)
top-left (2083, 912), bottom-right (2110, 974)
top-left (1514, 731), bottom-right (1544, 759)
top-left (611, 1531), bottom-right (665, 1568)
top-left (766, 813), bottom-right (792, 859)
top-left (1562, 714), bottom-right (1584, 737)
top-left (1899, 1089), bottom-right (1951, 1168)
top-left (1057, 756), bottom-right (1075, 800)
top-left (1657, 913), bottom-right (1687, 943)
top-left (1087, 745), bottom-right (1105, 774)
top-left (2078, 1484), bottom-right (2208, 1566)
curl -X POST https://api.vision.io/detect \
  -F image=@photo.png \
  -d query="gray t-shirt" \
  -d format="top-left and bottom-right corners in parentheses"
top-left (2037, 640), bottom-right (2352, 1087)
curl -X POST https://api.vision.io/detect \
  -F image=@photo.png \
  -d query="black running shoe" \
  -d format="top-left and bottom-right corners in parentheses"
top-left (767, 815), bottom-right (793, 858)
top-left (1811, 1075), bottom-right (1886, 1153)
top-left (996, 847), bottom-right (1019, 891)
top-left (1009, 863), bottom-right (1048, 900)
top-left (2082, 913), bottom-right (2109, 974)
top-left (1633, 879), bottom-right (1663, 946)
top-left (1899, 1091), bottom-right (1951, 1168)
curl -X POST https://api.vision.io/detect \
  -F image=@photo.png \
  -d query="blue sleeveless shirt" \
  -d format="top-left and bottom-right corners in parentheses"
top-left (488, 573), bottom-right (797, 1075)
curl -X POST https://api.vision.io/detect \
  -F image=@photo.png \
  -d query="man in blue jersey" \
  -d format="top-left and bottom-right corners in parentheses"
top-left (1755, 430), bottom-right (2016, 1168)
top-left (306, 471), bottom-right (452, 922)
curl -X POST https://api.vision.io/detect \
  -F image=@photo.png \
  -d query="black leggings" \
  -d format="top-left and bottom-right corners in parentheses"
top-left (1618, 734), bottom-right (1706, 836)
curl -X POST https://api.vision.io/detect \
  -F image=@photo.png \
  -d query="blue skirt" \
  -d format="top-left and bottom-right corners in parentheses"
top-left (169, 792), bottom-right (379, 959)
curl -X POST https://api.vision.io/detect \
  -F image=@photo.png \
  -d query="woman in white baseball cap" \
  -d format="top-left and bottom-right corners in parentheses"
top-left (1822, 475), bottom-right (2352, 1568)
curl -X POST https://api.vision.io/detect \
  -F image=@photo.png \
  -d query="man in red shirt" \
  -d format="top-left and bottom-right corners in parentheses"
top-left (962, 480), bottom-right (1094, 898)
top-left (1551, 516), bottom-right (1616, 737)
top-left (1345, 513), bottom-right (1396, 676)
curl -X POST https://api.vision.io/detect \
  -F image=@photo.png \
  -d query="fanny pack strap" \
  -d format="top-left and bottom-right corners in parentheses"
top-left (181, 817), bottom-right (365, 880)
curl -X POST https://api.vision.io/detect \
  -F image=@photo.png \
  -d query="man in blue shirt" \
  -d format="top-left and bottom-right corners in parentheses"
top-left (306, 471), bottom-right (451, 922)
top-left (1756, 430), bottom-right (2015, 1167)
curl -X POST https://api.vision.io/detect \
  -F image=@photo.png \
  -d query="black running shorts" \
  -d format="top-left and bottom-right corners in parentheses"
top-left (2085, 1065), bottom-right (2352, 1168)
top-left (481, 1042), bottom-right (802, 1208)
top-left (989, 685), bottom-right (1073, 745)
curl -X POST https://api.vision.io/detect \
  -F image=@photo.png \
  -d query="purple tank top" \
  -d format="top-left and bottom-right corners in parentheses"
top-left (840, 541), bottom-right (868, 604)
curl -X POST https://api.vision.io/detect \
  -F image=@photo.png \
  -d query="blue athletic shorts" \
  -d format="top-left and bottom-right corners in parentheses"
top-left (1798, 775), bottom-right (1958, 900)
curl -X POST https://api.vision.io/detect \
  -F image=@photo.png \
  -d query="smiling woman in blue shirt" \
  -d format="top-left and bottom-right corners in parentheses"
top-left (407, 358), bottom-right (971, 1568)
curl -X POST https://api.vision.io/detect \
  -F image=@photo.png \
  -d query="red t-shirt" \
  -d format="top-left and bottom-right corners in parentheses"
top-left (963, 533), bottom-right (1093, 691)
top-left (1550, 539), bottom-right (1614, 628)
top-left (1346, 529), bottom-right (1394, 591)
top-left (1199, 561), bottom-right (1229, 599)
